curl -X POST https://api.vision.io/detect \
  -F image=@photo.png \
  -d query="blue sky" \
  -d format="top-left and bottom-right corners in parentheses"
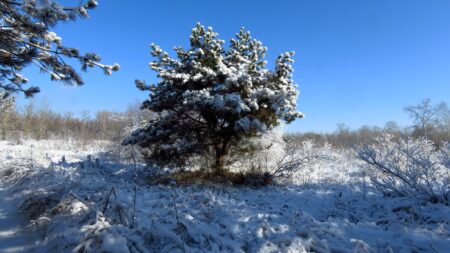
top-left (17, 0), bottom-right (450, 132)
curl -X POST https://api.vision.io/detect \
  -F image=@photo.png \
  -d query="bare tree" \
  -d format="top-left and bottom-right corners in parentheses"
top-left (21, 99), bottom-right (35, 139)
top-left (79, 110), bottom-right (91, 144)
top-left (62, 111), bottom-right (74, 141)
top-left (384, 121), bottom-right (401, 135)
top-left (404, 98), bottom-right (437, 138)
top-left (36, 98), bottom-right (52, 139)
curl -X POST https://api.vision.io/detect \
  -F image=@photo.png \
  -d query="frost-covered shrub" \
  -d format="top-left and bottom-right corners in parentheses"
top-left (441, 143), bottom-right (450, 169)
top-left (228, 130), bottom-right (285, 173)
top-left (230, 131), bottom-right (332, 183)
top-left (357, 134), bottom-right (450, 203)
top-left (271, 138), bottom-right (333, 183)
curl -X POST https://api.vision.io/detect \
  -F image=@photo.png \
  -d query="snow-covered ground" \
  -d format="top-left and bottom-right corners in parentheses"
top-left (0, 140), bottom-right (449, 252)
top-left (0, 184), bottom-right (34, 253)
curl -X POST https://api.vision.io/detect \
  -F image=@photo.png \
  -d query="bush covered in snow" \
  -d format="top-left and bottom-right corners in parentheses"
top-left (357, 133), bottom-right (450, 203)
top-left (229, 131), bottom-right (333, 181)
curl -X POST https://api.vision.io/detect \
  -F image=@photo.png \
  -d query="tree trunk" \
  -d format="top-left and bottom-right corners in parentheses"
top-left (215, 151), bottom-right (225, 174)
top-left (214, 140), bottom-right (228, 174)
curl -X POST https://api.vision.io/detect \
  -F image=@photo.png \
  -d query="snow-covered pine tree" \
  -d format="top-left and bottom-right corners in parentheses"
top-left (0, 0), bottom-right (119, 98)
top-left (124, 23), bottom-right (303, 173)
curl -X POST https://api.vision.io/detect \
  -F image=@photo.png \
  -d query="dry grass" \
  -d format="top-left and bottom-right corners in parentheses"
top-left (0, 167), bottom-right (14, 178)
top-left (20, 194), bottom-right (60, 220)
top-left (149, 170), bottom-right (273, 187)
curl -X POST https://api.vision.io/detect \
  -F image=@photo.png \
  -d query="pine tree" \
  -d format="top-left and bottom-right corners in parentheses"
top-left (0, 0), bottom-right (119, 98)
top-left (124, 23), bottom-right (303, 173)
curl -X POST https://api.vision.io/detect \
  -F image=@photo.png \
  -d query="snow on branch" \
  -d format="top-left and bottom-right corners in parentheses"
top-left (0, 0), bottom-right (119, 98)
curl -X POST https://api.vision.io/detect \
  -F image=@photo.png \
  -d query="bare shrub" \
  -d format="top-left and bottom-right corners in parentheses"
top-left (356, 133), bottom-right (450, 203)
top-left (229, 131), bottom-right (332, 183)
top-left (271, 138), bottom-right (332, 179)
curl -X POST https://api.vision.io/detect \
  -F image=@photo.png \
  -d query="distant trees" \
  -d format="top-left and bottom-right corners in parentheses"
top-left (0, 0), bottom-right (119, 99)
top-left (403, 99), bottom-right (450, 142)
top-left (1, 101), bottom-right (145, 142)
top-left (384, 121), bottom-right (401, 135)
top-left (124, 24), bottom-right (303, 173)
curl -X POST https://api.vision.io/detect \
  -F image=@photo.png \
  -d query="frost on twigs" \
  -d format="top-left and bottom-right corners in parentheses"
top-left (227, 131), bottom-right (333, 183)
top-left (270, 135), bottom-right (332, 179)
top-left (0, 0), bottom-right (119, 98)
top-left (441, 143), bottom-right (450, 169)
top-left (124, 23), bottom-right (303, 174)
top-left (356, 133), bottom-right (450, 203)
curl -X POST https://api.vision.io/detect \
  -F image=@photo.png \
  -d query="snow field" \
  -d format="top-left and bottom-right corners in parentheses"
top-left (0, 140), bottom-right (449, 252)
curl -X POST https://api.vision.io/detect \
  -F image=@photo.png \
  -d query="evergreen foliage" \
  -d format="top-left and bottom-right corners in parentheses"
top-left (124, 23), bottom-right (303, 173)
top-left (0, 0), bottom-right (119, 98)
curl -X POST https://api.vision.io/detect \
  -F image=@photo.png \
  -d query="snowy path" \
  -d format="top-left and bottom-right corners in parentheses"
top-left (0, 185), bottom-right (34, 253)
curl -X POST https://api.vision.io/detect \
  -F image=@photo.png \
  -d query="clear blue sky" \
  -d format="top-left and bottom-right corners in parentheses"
top-left (17, 0), bottom-right (450, 133)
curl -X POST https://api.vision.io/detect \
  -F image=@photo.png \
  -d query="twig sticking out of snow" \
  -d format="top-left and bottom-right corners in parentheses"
top-left (171, 188), bottom-right (187, 253)
top-left (102, 187), bottom-right (117, 214)
top-left (101, 187), bottom-right (129, 226)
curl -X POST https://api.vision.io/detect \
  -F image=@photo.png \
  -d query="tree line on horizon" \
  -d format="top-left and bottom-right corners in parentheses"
top-left (0, 99), bottom-right (152, 143)
top-left (1, 97), bottom-right (449, 147)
